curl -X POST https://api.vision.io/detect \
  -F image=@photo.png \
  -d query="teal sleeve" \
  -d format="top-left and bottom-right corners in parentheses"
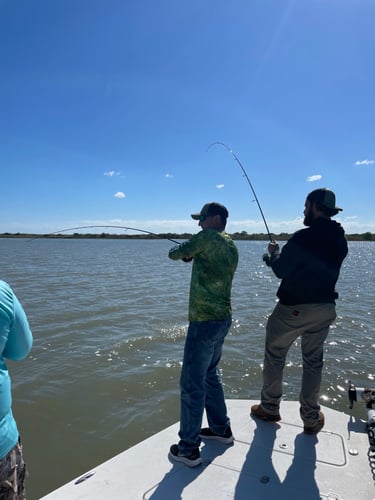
top-left (0, 282), bottom-right (33, 361)
top-left (0, 281), bottom-right (31, 459)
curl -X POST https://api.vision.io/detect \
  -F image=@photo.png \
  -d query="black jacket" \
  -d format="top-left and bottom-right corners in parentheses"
top-left (269, 218), bottom-right (348, 305)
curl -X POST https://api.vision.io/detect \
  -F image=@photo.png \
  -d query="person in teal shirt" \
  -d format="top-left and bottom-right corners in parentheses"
top-left (0, 280), bottom-right (33, 499)
top-left (168, 202), bottom-right (238, 467)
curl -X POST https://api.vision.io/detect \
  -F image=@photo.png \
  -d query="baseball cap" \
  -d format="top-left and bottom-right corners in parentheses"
top-left (191, 202), bottom-right (229, 220)
top-left (306, 188), bottom-right (343, 212)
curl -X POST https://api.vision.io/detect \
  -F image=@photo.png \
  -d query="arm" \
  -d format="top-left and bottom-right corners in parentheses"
top-left (168, 234), bottom-right (202, 262)
top-left (2, 293), bottom-right (33, 361)
top-left (267, 237), bottom-right (302, 279)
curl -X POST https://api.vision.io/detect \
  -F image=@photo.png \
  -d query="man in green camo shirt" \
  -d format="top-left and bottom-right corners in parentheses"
top-left (168, 202), bottom-right (238, 467)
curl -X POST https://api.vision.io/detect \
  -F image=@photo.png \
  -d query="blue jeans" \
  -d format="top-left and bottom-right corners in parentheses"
top-left (178, 317), bottom-right (232, 454)
top-left (261, 302), bottom-right (336, 425)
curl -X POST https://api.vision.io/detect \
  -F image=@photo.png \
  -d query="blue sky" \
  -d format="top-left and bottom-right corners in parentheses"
top-left (1, 0), bottom-right (374, 235)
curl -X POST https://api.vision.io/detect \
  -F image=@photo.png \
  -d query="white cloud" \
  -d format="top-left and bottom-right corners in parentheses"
top-left (165, 173), bottom-right (173, 178)
top-left (114, 192), bottom-right (126, 199)
top-left (105, 171), bottom-right (120, 177)
top-left (354, 159), bottom-right (374, 166)
top-left (306, 175), bottom-right (322, 182)
top-left (216, 184), bottom-right (225, 189)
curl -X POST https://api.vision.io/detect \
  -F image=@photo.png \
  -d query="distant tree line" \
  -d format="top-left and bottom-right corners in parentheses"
top-left (1, 231), bottom-right (374, 241)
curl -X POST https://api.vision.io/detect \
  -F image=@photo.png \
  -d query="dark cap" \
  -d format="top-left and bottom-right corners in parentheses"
top-left (191, 202), bottom-right (229, 220)
top-left (306, 188), bottom-right (343, 212)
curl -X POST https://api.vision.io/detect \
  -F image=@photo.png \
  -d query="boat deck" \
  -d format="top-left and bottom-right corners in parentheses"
top-left (41, 400), bottom-right (375, 499)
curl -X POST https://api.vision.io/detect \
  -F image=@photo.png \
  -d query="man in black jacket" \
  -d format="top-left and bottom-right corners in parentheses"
top-left (251, 188), bottom-right (348, 434)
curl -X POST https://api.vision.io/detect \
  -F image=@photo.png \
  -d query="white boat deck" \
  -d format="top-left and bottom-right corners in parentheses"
top-left (41, 400), bottom-right (375, 499)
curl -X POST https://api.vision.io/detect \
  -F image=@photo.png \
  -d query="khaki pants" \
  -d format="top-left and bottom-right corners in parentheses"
top-left (0, 439), bottom-right (26, 500)
top-left (260, 302), bottom-right (336, 426)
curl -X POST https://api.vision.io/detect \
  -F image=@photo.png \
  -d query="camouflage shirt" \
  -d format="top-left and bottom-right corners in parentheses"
top-left (169, 229), bottom-right (238, 322)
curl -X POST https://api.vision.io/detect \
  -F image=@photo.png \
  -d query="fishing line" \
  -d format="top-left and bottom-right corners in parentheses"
top-left (28, 225), bottom-right (181, 245)
top-left (207, 142), bottom-right (273, 242)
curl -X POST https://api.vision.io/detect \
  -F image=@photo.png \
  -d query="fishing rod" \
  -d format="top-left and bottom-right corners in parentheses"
top-left (207, 142), bottom-right (273, 242)
top-left (28, 225), bottom-right (181, 245)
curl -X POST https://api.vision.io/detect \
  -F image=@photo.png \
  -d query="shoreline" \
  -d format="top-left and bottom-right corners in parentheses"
top-left (1, 232), bottom-right (374, 241)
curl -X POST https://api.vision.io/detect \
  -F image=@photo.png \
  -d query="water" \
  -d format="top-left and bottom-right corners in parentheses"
top-left (0, 238), bottom-right (374, 499)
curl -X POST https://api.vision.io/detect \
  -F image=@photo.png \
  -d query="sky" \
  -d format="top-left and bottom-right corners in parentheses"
top-left (1, 0), bottom-right (374, 236)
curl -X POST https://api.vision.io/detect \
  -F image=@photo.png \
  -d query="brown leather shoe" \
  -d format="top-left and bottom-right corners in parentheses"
top-left (303, 411), bottom-right (325, 434)
top-left (251, 404), bottom-right (281, 422)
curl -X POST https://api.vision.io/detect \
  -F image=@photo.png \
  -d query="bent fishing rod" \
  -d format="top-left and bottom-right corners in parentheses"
top-left (207, 142), bottom-right (273, 242)
top-left (28, 225), bottom-right (181, 245)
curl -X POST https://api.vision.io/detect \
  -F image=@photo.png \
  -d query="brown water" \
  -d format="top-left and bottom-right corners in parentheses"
top-left (0, 238), bottom-right (373, 499)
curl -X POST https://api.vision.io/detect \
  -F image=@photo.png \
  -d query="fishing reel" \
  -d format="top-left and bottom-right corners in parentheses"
top-left (348, 381), bottom-right (375, 409)
top-left (348, 381), bottom-right (375, 449)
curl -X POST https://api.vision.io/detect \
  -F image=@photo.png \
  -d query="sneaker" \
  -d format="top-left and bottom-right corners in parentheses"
top-left (199, 427), bottom-right (234, 444)
top-left (169, 444), bottom-right (202, 467)
top-left (303, 412), bottom-right (325, 435)
top-left (251, 404), bottom-right (281, 422)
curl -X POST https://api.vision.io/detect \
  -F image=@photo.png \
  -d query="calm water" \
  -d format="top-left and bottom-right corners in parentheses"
top-left (0, 238), bottom-right (374, 499)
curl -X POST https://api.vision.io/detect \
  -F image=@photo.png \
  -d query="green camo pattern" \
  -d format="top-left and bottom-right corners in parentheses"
top-left (169, 229), bottom-right (238, 321)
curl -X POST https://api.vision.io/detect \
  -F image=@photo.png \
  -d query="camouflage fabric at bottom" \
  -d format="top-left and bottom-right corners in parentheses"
top-left (0, 440), bottom-right (26, 500)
